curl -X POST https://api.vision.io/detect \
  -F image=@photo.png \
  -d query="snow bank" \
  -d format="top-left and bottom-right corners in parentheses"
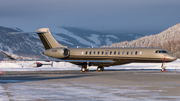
top-left (0, 59), bottom-right (179, 71)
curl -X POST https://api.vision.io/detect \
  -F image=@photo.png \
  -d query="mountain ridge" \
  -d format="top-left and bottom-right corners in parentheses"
top-left (104, 23), bottom-right (180, 57)
top-left (0, 26), bottom-right (145, 59)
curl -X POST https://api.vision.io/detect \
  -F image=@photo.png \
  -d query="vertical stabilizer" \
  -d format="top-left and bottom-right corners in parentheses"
top-left (36, 28), bottom-right (67, 50)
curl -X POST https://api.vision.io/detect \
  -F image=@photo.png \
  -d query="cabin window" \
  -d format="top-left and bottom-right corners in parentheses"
top-left (110, 51), bottom-right (112, 55)
top-left (122, 51), bottom-right (125, 55)
top-left (94, 51), bottom-right (96, 54)
top-left (131, 51), bottom-right (133, 55)
top-left (102, 51), bottom-right (104, 55)
top-left (127, 51), bottom-right (129, 55)
top-left (140, 51), bottom-right (142, 55)
top-left (97, 51), bottom-right (100, 55)
top-left (118, 51), bottom-right (120, 55)
top-left (106, 51), bottom-right (108, 55)
top-left (89, 51), bottom-right (92, 55)
top-left (85, 51), bottom-right (88, 55)
top-left (82, 51), bottom-right (84, 55)
top-left (162, 50), bottom-right (168, 53)
top-left (114, 51), bottom-right (116, 55)
top-left (135, 51), bottom-right (138, 55)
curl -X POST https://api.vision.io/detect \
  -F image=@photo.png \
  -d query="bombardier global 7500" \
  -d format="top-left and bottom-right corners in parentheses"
top-left (6, 28), bottom-right (177, 72)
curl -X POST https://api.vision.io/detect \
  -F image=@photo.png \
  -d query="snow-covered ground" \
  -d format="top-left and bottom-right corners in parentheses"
top-left (0, 59), bottom-right (180, 101)
top-left (0, 59), bottom-right (179, 71)
top-left (3, 81), bottom-right (178, 101)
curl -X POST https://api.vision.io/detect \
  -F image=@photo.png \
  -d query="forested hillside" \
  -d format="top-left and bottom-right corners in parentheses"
top-left (104, 23), bottom-right (180, 58)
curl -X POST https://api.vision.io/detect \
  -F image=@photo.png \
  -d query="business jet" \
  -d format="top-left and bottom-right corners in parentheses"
top-left (6, 28), bottom-right (177, 72)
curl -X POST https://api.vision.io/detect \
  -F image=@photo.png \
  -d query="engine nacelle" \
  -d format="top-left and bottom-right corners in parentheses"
top-left (43, 48), bottom-right (70, 59)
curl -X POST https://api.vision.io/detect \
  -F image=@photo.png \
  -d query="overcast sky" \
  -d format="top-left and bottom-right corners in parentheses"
top-left (0, 0), bottom-right (180, 34)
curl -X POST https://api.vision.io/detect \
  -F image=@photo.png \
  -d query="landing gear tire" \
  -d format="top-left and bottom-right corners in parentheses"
top-left (161, 69), bottom-right (166, 72)
top-left (97, 66), bottom-right (104, 72)
top-left (97, 67), bottom-right (101, 71)
top-left (81, 67), bottom-right (87, 72)
top-left (81, 62), bottom-right (90, 72)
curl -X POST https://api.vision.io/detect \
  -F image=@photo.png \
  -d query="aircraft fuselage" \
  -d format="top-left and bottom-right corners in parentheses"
top-left (43, 47), bottom-right (176, 67)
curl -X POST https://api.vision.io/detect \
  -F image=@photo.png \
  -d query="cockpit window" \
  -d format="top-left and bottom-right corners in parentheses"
top-left (162, 51), bottom-right (168, 53)
top-left (155, 50), bottom-right (168, 53)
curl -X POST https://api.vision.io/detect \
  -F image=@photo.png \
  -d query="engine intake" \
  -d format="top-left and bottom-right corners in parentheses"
top-left (63, 48), bottom-right (70, 57)
top-left (43, 48), bottom-right (70, 59)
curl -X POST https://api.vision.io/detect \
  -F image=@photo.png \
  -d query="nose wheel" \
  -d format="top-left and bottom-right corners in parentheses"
top-left (161, 62), bottom-right (166, 72)
top-left (161, 55), bottom-right (167, 72)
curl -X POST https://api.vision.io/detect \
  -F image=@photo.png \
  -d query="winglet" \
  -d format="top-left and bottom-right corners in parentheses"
top-left (1, 52), bottom-right (16, 60)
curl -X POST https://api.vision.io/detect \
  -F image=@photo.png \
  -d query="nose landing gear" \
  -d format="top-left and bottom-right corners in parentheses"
top-left (161, 55), bottom-right (167, 72)
top-left (161, 62), bottom-right (166, 72)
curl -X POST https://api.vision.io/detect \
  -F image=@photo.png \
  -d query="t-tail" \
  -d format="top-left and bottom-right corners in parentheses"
top-left (35, 28), bottom-right (67, 50)
top-left (10, 28), bottom-right (69, 59)
top-left (36, 28), bottom-right (69, 58)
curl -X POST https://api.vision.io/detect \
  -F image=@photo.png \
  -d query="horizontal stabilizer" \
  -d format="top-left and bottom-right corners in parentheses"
top-left (9, 31), bottom-right (47, 34)
top-left (1, 52), bottom-right (16, 60)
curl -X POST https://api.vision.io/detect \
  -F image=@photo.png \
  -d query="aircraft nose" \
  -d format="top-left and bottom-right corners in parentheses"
top-left (172, 57), bottom-right (177, 61)
top-left (169, 56), bottom-right (177, 61)
top-left (165, 55), bottom-right (177, 62)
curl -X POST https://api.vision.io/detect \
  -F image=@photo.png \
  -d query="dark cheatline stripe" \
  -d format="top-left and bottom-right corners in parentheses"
top-left (38, 33), bottom-right (52, 49)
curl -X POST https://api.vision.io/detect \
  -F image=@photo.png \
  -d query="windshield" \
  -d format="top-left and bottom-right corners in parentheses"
top-left (155, 50), bottom-right (168, 53)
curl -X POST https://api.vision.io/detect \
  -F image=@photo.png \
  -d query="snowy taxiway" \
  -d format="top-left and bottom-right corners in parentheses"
top-left (0, 59), bottom-right (180, 100)
top-left (1, 70), bottom-right (180, 101)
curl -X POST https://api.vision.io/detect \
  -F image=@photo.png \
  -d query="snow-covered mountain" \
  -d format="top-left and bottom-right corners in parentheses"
top-left (34, 26), bottom-right (144, 48)
top-left (0, 26), bottom-right (144, 59)
top-left (0, 26), bottom-right (45, 59)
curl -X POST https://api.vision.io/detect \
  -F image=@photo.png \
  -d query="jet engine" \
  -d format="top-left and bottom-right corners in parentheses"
top-left (43, 48), bottom-right (70, 59)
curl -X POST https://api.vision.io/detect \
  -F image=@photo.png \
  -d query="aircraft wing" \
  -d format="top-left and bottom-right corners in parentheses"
top-left (1, 51), bottom-right (114, 64)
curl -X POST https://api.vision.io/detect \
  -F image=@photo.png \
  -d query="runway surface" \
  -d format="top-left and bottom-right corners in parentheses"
top-left (0, 70), bottom-right (180, 101)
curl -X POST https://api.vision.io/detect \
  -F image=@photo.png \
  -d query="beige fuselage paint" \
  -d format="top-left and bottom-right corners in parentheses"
top-left (67, 48), bottom-right (173, 61)
top-left (47, 47), bottom-right (176, 67)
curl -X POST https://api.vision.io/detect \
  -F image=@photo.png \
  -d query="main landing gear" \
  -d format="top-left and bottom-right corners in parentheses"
top-left (97, 66), bottom-right (104, 72)
top-left (80, 62), bottom-right (105, 72)
top-left (81, 62), bottom-right (89, 72)
top-left (81, 66), bottom-right (89, 72)
top-left (161, 62), bottom-right (166, 72)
